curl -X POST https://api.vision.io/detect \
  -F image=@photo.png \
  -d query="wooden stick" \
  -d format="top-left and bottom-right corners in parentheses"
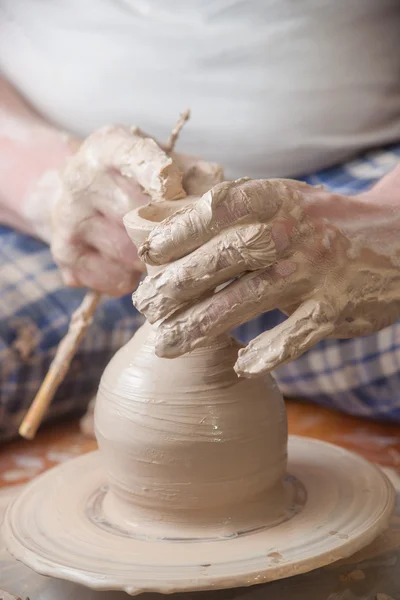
top-left (165, 109), bottom-right (190, 153)
top-left (18, 111), bottom-right (191, 440)
top-left (19, 291), bottom-right (101, 439)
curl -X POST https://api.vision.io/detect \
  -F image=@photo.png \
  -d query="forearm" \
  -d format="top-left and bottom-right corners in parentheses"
top-left (0, 77), bottom-right (80, 240)
top-left (298, 164), bottom-right (400, 233)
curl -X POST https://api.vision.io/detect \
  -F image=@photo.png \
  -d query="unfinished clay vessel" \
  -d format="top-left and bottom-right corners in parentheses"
top-left (3, 191), bottom-right (395, 595)
top-left (95, 199), bottom-right (288, 539)
top-left (1, 470), bottom-right (400, 600)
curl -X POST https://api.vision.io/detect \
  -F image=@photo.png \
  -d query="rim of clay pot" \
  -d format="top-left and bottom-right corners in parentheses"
top-left (124, 196), bottom-right (197, 230)
top-left (123, 196), bottom-right (199, 247)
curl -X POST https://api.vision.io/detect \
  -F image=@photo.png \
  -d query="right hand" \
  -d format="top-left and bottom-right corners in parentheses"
top-left (50, 125), bottom-right (223, 296)
top-left (134, 176), bottom-right (400, 377)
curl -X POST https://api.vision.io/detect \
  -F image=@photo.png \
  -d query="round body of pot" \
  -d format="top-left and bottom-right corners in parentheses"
top-left (95, 322), bottom-right (288, 540)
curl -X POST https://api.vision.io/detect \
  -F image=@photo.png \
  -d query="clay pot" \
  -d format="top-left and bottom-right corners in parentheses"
top-left (94, 200), bottom-right (288, 539)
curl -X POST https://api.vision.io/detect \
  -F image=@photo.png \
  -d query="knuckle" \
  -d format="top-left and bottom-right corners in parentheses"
top-left (312, 296), bottom-right (338, 324)
top-left (234, 223), bottom-right (276, 269)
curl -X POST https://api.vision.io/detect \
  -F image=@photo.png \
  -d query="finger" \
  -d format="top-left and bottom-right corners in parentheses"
top-left (139, 179), bottom-right (284, 266)
top-left (52, 228), bottom-right (141, 295)
top-left (60, 166), bottom-right (149, 227)
top-left (134, 223), bottom-right (277, 323)
top-left (71, 251), bottom-right (141, 296)
top-left (51, 231), bottom-right (83, 269)
top-left (154, 259), bottom-right (301, 358)
top-left (235, 298), bottom-right (336, 378)
top-left (86, 172), bottom-right (149, 222)
top-left (78, 215), bottom-right (139, 267)
top-left (82, 125), bottom-right (185, 202)
top-left (51, 215), bottom-right (144, 288)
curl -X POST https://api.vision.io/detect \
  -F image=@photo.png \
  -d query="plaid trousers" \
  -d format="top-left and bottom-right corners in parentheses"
top-left (1, 144), bottom-right (400, 440)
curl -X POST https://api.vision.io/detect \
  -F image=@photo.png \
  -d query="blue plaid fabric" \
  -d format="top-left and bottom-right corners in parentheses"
top-left (1, 144), bottom-right (400, 440)
top-left (0, 237), bottom-right (143, 441)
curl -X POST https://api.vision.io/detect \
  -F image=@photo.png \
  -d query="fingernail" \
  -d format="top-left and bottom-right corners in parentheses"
top-left (235, 347), bottom-right (269, 378)
top-left (138, 238), bottom-right (163, 266)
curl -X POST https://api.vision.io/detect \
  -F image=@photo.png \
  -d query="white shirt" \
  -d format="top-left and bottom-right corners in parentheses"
top-left (1, 0), bottom-right (400, 178)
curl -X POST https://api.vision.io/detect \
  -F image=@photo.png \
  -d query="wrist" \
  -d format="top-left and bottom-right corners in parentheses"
top-left (0, 76), bottom-right (81, 240)
top-left (23, 169), bottom-right (64, 244)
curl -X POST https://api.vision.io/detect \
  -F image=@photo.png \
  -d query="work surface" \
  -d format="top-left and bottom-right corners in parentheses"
top-left (1, 401), bottom-right (399, 487)
top-left (0, 401), bottom-right (400, 600)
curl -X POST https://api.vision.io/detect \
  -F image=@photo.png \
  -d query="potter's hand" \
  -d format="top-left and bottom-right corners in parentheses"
top-left (50, 126), bottom-right (157, 296)
top-left (133, 175), bottom-right (400, 377)
top-left (51, 125), bottom-right (222, 296)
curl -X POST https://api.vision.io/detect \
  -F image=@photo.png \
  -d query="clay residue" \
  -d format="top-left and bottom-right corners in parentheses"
top-left (138, 178), bottom-right (280, 266)
top-left (339, 569), bottom-right (365, 582)
top-left (10, 318), bottom-right (39, 360)
top-left (133, 178), bottom-right (317, 362)
top-left (134, 222), bottom-right (277, 324)
top-left (267, 551), bottom-right (283, 561)
top-left (64, 124), bottom-right (186, 204)
top-left (329, 530), bottom-right (349, 540)
top-left (126, 126), bottom-right (186, 202)
top-left (133, 176), bottom-right (400, 378)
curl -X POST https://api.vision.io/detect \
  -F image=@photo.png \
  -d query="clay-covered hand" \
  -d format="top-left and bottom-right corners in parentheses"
top-left (50, 125), bottom-right (170, 295)
top-left (133, 176), bottom-right (400, 377)
top-left (50, 125), bottom-right (222, 296)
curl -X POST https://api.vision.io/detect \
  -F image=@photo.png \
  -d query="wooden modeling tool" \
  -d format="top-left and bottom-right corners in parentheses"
top-left (18, 110), bottom-right (190, 440)
top-left (18, 290), bottom-right (101, 440)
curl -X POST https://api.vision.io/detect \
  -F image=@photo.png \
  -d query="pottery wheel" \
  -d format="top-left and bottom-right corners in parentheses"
top-left (3, 436), bottom-right (395, 595)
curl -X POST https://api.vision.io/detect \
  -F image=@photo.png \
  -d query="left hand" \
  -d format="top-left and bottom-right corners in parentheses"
top-left (133, 176), bottom-right (400, 377)
top-left (50, 125), bottom-right (223, 296)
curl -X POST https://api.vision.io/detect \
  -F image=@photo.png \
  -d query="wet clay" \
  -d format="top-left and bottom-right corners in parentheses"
top-left (95, 198), bottom-right (288, 538)
top-left (3, 191), bottom-right (396, 591)
top-left (133, 178), bottom-right (400, 378)
top-left (2, 471), bottom-right (400, 600)
top-left (76, 125), bottom-right (187, 202)
top-left (4, 437), bottom-right (395, 594)
top-left (3, 135), bottom-right (396, 595)
top-left (96, 321), bottom-right (288, 537)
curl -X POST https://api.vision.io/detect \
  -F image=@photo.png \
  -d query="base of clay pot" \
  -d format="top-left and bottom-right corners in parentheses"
top-left (3, 436), bottom-right (394, 596)
top-left (100, 478), bottom-right (294, 540)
